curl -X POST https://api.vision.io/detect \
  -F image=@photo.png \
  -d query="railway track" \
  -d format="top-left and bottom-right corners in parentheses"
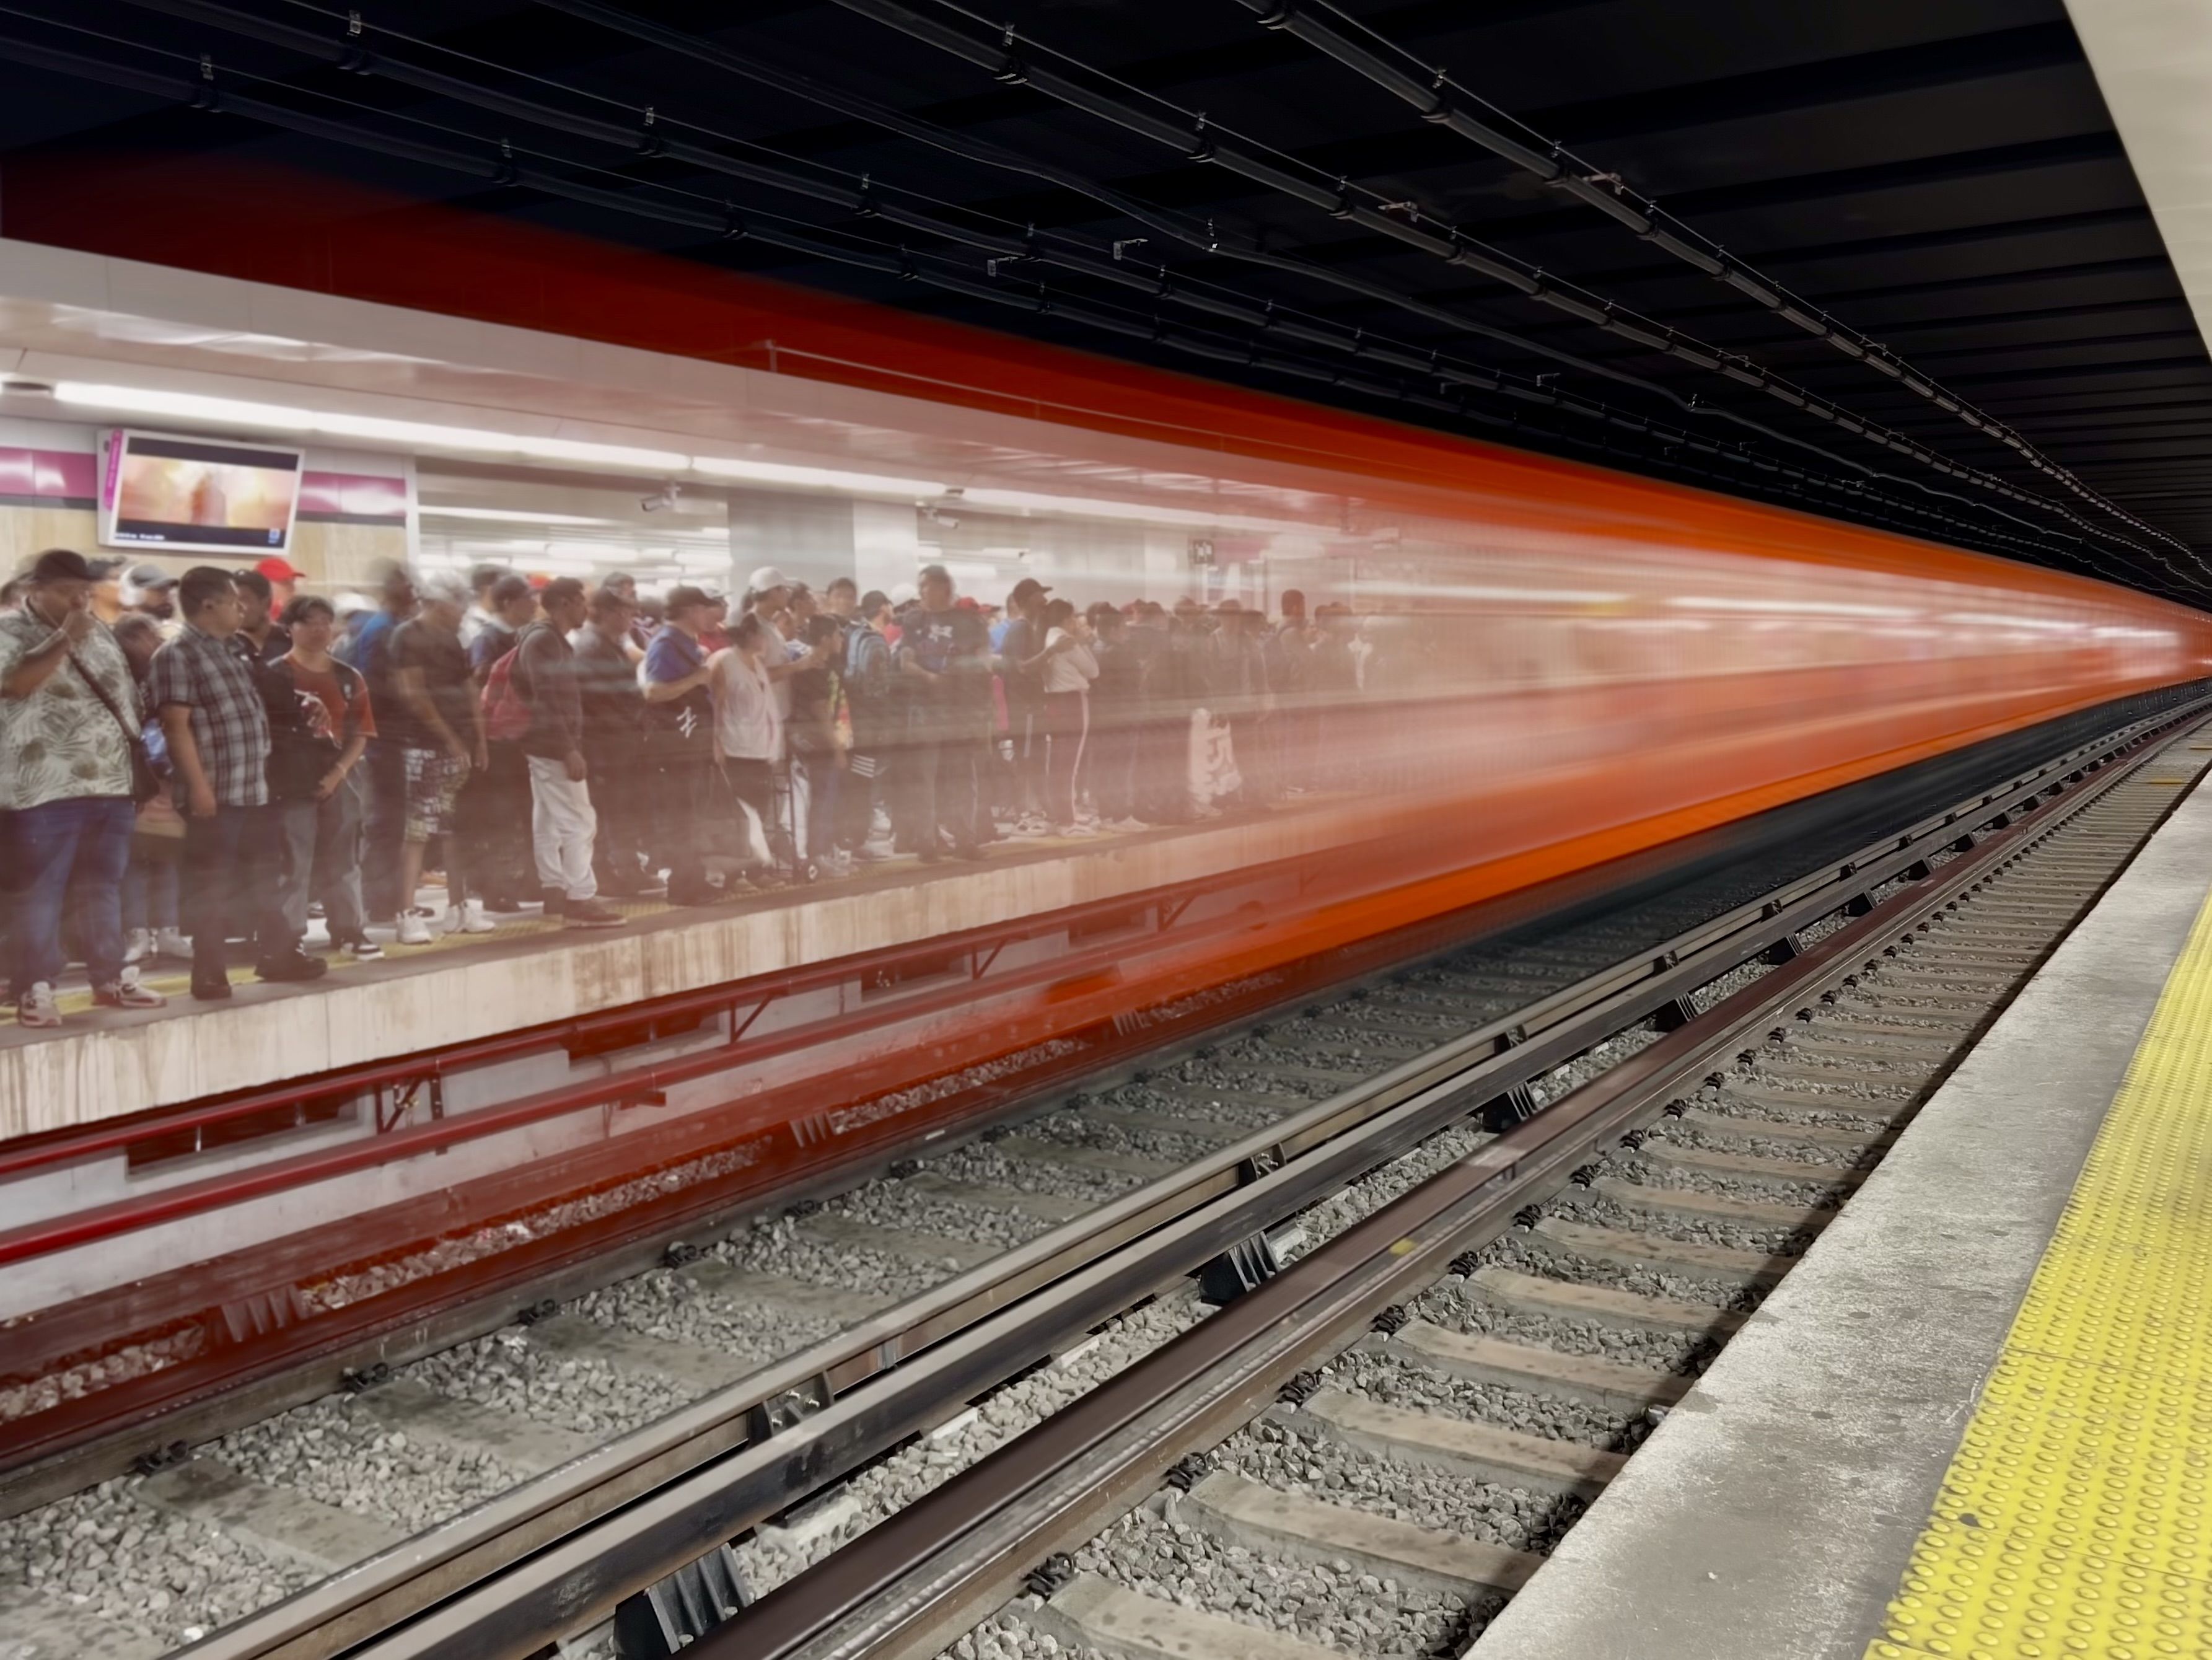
top-left (705, 721), bottom-right (2210, 1660)
top-left (0, 706), bottom-right (2200, 1660)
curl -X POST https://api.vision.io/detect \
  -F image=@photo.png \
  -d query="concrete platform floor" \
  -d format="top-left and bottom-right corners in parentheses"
top-left (1464, 773), bottom-right (2212, 1659)
top-left (0, 797), bottom-right (1330, 1138)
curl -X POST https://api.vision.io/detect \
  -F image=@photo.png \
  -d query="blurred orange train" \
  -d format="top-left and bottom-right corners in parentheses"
top-left (15, 156), bottom-right (2212, 1091)
top-left (8, 159), bottom-right (2211, 1325)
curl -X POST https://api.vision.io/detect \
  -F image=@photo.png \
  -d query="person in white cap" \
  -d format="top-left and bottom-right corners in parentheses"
top-left (123, 563), bottom-right (180, 632)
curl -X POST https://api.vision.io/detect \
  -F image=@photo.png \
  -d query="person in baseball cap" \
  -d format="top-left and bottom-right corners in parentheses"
top-left (123, 563), bottom-right (178, 621)
top-left (255, 555), bottom-right (305, 615)
top-left (745, 565), bottom-right (794, 604)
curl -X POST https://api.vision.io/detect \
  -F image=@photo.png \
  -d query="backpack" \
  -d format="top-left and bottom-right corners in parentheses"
top-left (481, 643), bottom-right (531, 743)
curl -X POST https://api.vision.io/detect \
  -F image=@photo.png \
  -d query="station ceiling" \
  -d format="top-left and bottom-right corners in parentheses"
top-left (1, 0), bottom-right (2208, 601)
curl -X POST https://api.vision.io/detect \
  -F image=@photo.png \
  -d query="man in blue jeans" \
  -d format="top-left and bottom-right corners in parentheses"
top-left (0, 547), bottom-right (167, 1027)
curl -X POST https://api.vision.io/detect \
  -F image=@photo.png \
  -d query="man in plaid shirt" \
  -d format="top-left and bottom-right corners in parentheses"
top-left (151, 566), bottom-right (326, 999)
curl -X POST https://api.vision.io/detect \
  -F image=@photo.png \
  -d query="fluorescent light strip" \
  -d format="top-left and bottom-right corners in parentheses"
top-left (420, 506), bottom-right (623, 527)
top-left (1356, 579), bottom-right (1631, 605)
top-left (1669, 595), bottom-right (1918, 619)
top-left (691, 455), bottom-right (946, 496)
top-left (959, 485), bottom-right (1314, 535)
top-left (1942, 612), bottom-right (2083, 632)
top-left (52, 381), bottom-right (944, 498)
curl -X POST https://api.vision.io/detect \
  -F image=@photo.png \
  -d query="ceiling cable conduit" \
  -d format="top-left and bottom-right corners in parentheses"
top-left (505, 0), bottom-right (2188, 580)
top-left (1234, 0), bottom-right (2195, 567)
top-left (818, 0), bottom-right (2200, 581)
top-left (0, 11), bottom-right (2174, 586)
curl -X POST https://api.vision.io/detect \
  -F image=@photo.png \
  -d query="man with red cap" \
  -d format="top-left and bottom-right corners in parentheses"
top-left (255, 556), bottom-right (305, 618)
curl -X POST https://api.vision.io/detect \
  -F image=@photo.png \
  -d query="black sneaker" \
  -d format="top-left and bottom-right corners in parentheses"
top-left (564, 899), bottom-right (625, 929)
top-left (257, 949), bottom-right (329, 983)
top-left (190, 973), bottom-right (233, 1001)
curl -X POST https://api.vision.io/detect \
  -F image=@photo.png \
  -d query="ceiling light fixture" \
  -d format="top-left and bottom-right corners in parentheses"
top-left (51, 380), bottom-right (947, 497)
top-left (689, 455), bottom-right (947, 496)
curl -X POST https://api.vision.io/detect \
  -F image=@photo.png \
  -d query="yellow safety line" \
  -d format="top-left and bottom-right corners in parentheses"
top-left (1866, 882), bottom-right (2212, 1660)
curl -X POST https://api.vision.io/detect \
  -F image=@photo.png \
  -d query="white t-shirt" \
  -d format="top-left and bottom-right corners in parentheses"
top-left (1041, 628), bottom-right (1099, 695)
top-left (712, 649), bottom-right (783, 761)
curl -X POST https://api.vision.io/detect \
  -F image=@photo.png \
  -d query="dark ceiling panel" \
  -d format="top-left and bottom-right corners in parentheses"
top-left (0, 0), bottom-right (2200, 597)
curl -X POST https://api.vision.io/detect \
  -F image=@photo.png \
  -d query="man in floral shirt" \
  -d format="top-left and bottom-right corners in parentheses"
top-left (0, 548), bottom-right (166, 1026)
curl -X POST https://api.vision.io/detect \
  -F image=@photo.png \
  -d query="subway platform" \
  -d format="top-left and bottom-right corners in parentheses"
top-left (0, 801), bottom-right (1330, 1140)
top-left (1467, 755), bottom-right (2212, 1654)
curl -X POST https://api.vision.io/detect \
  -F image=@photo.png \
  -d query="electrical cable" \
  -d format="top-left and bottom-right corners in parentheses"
top-left (513, 0), bottom-right (2192, 582)
top-left (76, 0), bottom-right (2101, 568)
top-left (1235, 0), bottom-right (2196, 568)
top-left (0, 11), bottom-right (2177, 591)
top-left (814, 0), bottom-right (2204, 584)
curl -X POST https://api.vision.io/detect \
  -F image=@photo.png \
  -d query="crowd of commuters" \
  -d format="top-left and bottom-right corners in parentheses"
top-left (0, 545), bottom-right (1367, 1030)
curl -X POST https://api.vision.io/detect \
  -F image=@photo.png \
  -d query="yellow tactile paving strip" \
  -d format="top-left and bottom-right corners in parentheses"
top-left (1866, 882), bottom-right (2212, 1660)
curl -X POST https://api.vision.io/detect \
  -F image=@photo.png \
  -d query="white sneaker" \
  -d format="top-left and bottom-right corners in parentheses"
top-left (857, 840), bottom-right (893, 861)
top-left (1113, 817), bottom-right (1151, 832)
top-left (156, 926), bottom-right (191, 959)
top-left (444, 900), bottom-right (496, 936)
top-left (396, 913), bottom-right (432, 946)
top-left (16, 981), bottom-right (60, 1029)
top-left (1053, 822), bottom-right (1098, 838)
top-left (342, 937), bottom-right (385, 961)
top-left (124, 928), bottom-right (154, 965)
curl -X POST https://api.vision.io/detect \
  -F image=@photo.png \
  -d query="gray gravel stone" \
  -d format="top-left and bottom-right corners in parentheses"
top-left (1410, 1275), bottom-right (1716, 1375)
top-left (821, 1179), bottom-right (1055, 1250)
top-left (0, 1483), bottom-right (325, 1651)
top-left (1488, 1229), bottom-right (1760, 1312)
top-left (1073, 1504), bottom-right (1475, 1657)
top-left (720, 1213), bottom-right (955, 1302)
top-left (1546, 1189), bottom-right (1820, 1256)
top-left (571, 1269), bottom-right (844, 1365)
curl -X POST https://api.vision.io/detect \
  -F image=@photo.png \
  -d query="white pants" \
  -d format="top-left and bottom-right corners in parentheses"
top-left (527, 754), bottom-right (599, 901)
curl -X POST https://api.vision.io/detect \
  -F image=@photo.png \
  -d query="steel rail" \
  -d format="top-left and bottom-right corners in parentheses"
top-left (185, 703), bottom-right (2201, 1660)
top-left (710, 703), bottom-right (2205, 1660)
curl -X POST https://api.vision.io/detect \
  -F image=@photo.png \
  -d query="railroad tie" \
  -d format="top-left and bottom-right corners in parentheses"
top-left (1386, 1320), bottom-right (1690, 1412)
top-left (1527, 1216), bottom-right (1793, 1283)
top-left (135, 1457), bottom-right (407, 1574)
top-left (1466, 1266), bottom-right (1747, 1337)
top-left (1299, 1389), bottom-right (1624, 1498)
top-left (1030, 1572), bottom-right (1347, 1660)
top-left (1638, 1142), bottom-right (1867, 1188)
top-left (1178, 1470), bottom-right (1543, 1596)
top-left (1592, 1176), bottom-right (1835, 1231)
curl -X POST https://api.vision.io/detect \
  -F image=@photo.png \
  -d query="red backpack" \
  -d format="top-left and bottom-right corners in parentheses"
top-left (480, 639), bottom-right (532, 743)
